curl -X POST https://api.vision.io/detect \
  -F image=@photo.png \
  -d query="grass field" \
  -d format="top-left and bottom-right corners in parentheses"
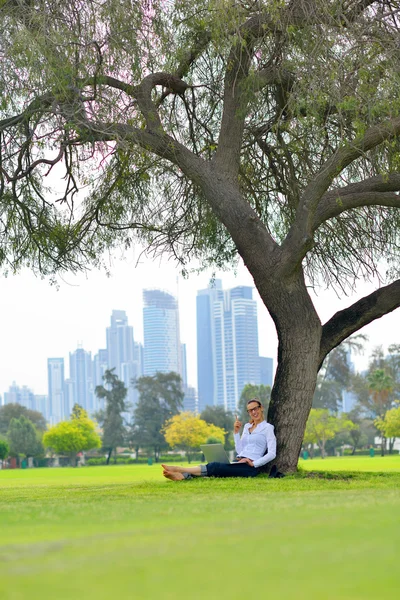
top-left (1, 458), bottom-right (400, 599)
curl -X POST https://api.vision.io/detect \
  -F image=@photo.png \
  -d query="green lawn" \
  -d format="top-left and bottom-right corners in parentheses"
top-left (299, 453), bottom-right (400, 472)
top-left (1, 460), bottom-right (400, 599)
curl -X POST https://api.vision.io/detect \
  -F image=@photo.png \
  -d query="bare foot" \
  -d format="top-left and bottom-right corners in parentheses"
top-left (161, 464), bottom-right (182, 473)
top-left (163, 469), bottom-right (184, 481)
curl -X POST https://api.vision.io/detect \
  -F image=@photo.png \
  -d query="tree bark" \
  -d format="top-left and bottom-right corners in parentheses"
top-left (253, 269), bottom-right (322, 473)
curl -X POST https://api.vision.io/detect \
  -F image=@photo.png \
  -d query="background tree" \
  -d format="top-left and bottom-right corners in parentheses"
top-left (366, 369), bottom-right (394, 455)
top-left (3, 2), bottom-right (400, 470)
top-left (313, 336), bottom-right (366, 412)
top-left (95, 369), bottom-right (128, 465)
top-left (7, 416), bottom-right (43, 465)
top-left (43, 406), bottom-right (101, 466)
top-left (0, 439), bottom-right (9, 464)
top-left (238, 384), bottom-right (271, 423)
top-left (200, 405), bottom-right (234, 449)
top-left (163, 412), bottom-right (225, 463)
top-left (343, 409), bottom-right (376, 455)
top-left (0, 404), bottom-right (47, 436)
top-left (303, 409), bottom-right (356, 459)
top-left (375, 406), bottom-right (400, 448)
top-left (131, 372), bottom-right (184, 462)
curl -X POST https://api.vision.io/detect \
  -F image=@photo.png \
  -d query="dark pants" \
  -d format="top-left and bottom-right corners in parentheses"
top-left (206, 462), bottom-right (260, 478)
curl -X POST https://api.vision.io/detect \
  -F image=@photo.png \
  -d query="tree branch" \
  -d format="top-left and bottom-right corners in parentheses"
top-left (281, 116), bottom-right (400, 269)
top-left (314, 184), bottom-right (400, 229)
top-left (319, 279), bottom-right (400, 365)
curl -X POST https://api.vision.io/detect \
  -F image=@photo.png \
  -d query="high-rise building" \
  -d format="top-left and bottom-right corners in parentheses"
top-left (183, 384), bottom-right (198, 414)
top-left (143, 290), bottom-right (182, 377)
top-left (106, 311), bottom-right (135, 376)
top-left (197, 280), bottom-right (260, 413)
top-left (260, 356), bottom-right (273, 388)
top-left (4, 382), bottom-right (35, 410)
top-left (69, 347), bottom-right (93, 414)
top-left (181, 343), bottom-right (188, 386)
top-left (92, 349), bottom-right (109, 411)
top-left (47, 358), bottom-right (65, 423)
top-left (106, 310), bottom-right (142, 410)
top-left (2, 382), bottom-right (48, 421)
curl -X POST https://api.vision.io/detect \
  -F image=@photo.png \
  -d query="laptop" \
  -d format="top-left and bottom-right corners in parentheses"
top-left (200, 443), bottom-right (232, 464)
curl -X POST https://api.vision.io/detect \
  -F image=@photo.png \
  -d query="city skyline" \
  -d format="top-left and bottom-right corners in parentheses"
top-left (1, 280), bottom-right (274, 420)
top-left (1, 254), bottom-right (400, 400)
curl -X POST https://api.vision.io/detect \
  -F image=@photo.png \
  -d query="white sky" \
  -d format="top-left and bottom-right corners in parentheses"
top-left (1, 251), bottom-right (399, 398)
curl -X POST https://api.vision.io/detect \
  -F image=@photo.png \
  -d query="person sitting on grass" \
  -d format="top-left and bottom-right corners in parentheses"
top-left (162, 398), bottom-right (277, 481)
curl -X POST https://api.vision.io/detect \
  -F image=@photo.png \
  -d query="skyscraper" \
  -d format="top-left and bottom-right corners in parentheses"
top-left (197, 280), bottom-right (260, 413)
top-left (143, 289), bottom-right (181, 376)
top-left (106, 310), bottom-right (141, 409)
top-left (260, 356), bottom-right (273, 388)
top-left (47, 358), bottom-right (65, 423)
top-left (69, 347), bottom-right (93, 414)
top-left (92, 349), bottom-right (109, 411)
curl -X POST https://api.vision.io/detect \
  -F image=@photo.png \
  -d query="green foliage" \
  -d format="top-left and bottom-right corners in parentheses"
top-left (95, 369), bottom-right (128, 463)
top-left (163, 412), bottom-right (225, 462)
top-left (375, 407), bottom-right (400, 439)
top-left (200, 405), bottom-right (234, 448)
top-left (6, 416), bottom-right (43, 459)
top-left (130, 372), bottom-right (184, 461)
top-left (2, 1), bottom-right (400, 282)
top-left (0, 438), bottom-right (9, 461)
top-left (0, 403), bottom-right (47, 436)
top-left (313, 336), bottom-right (367, 412)
top-left (43, 406), bottom-right (101, 465)
top-left (304, 409), bottom-right (357, 458)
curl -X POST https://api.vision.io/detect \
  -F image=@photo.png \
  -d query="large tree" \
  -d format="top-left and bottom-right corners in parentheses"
top-left (43, 405), bottom-right (101, 465)
top-left (0, 403), bottom-right (47, 436)
top-left (131, 372), bottom-right (183, 461)
top-left (7, 416), bottom-right (43, 462)
top-left (2, 1), bottom-right (400, 471)
top-left (95, 369), bottom-right (128, 464)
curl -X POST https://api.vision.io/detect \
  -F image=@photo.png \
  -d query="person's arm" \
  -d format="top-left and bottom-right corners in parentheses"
top-left (252, 425), bottom-right (277, 468)
top-left (234, 417), bottom-right (246, 455)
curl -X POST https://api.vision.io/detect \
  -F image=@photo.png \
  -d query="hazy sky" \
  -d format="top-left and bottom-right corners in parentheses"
top-left (1, 250), bottom-right (399, 398)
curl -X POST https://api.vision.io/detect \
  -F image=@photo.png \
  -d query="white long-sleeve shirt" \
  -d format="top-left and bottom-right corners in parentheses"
top-left (234, 420), bottom-right (277, 468)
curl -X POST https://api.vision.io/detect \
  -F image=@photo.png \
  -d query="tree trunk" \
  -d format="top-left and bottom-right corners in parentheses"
top-left (106, 448), bottom-right (112, 465)
top-left (260, 273), bottom-right (322, 473)
top-left (381, 436), bottom-right (386, 457)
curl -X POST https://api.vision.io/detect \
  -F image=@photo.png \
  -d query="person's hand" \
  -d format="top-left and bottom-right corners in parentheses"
top-left (234, 414), bottom-right (242, 434)
top-left (238, 457), bottom-right (254, 467)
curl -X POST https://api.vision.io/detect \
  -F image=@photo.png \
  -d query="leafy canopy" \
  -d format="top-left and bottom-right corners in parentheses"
top-left (43, 405), bottom-right (101, 456)
top-left (95, 368), bottom-right (128, 452)
top-left (1, 1), bottom-right (400, 285)
top-left (375, 406), bottom-right (400, 439)
top-left (0, 438), bottom-right (10, 461)
top-left (304, 408), bottom-right (356, 457)
top-left (7, 415), bottom-right (43, 458)
top-left (163, 411), bottom-right (226, 452)
top-left (0, 403), bottom-right (47, 436)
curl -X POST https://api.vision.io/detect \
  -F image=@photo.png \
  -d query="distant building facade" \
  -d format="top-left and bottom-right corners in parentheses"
top-left (143, 290), bottom-right (182, 377)
top-left (197, 280), bottom-right (260, 413)
top-left (69, 347), bottom-right (93, 414)
top-left (260, 356), bottom-right (273, 388)
top-left (47, 358), bottom-right (65, 423)
top-left (3, 382), bottom-right (49, 421)
top-left (106, 310), bottom-right (143, 409)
